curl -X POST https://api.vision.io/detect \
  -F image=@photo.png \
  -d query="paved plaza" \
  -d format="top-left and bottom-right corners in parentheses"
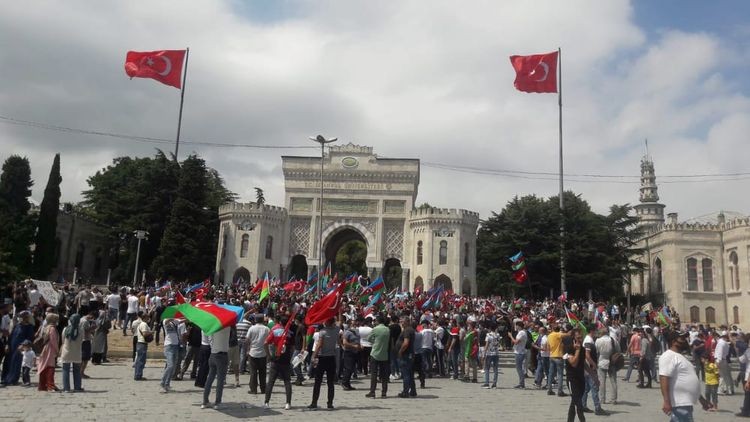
top-left (0, 356), bottom-right (744, 422)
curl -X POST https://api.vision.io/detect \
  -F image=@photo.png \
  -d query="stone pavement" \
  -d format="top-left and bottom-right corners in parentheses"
top-left (0, 358), bottom-right (745, 422)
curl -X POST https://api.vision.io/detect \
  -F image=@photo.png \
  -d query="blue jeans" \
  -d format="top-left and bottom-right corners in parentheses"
top-left (134, 342), bottom-right (147, 379)
top-left (450, 347), bottom-right (460, 379)
top-left (670, 405), bottom-right (694, 422)
top-left (584, 372), bottom-right (601, 410)
top-left (624, 354), bottom-right (639, 381)
top-left (535, 356), bottom-right (549, 386)
top-left (62, 362), bottom-right (82, 391)
top-left (548, 357), bottom-right (564, 393)
top-left (162, 345), bottom-right (179, 388)
top-left (398, 356), bottom-right (416, 395)
top-left (484, 355), bottom-right (499, 385)
top-left (514, 353), bottom-right (526, 387)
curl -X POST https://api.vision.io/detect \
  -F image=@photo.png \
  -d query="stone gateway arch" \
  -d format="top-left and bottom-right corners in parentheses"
top-left (215, 143), bottom-right (478, 295)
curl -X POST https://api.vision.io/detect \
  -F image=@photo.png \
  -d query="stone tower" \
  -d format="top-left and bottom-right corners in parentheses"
top-left (634, 141), bottom-right (665, 228)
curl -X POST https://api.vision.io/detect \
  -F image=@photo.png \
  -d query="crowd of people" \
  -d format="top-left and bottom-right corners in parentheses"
top-left (2, 278), bottom-right (750, 421)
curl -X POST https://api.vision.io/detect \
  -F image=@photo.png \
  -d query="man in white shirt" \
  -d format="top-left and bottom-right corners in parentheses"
top-left (659, 331), bottom-right (700, 421)
top-left (359, 317), bottom-right (374, 376)
top-left (418, 320), bottom-right (434, 378)
top-left (160, 317), bottom-right (185, 392)
top-left (124, 292), bottom-right (140, 335)
top-left (434, 322), bottom-right (446, 377)
top-left (106, 293), bottom-right (120, 325)
top-left (245, 315), bottom-right (270, 394)
top-left (202, 326), bottom-right (230, 409)
top-left (509, 320), bottom-right (528, 389)
top-left (134, 314), bottom-right (151, 381)
top-left (714, 331), bottom-right (734, 395)
top-left (595, 328), bottom-right (619, 405)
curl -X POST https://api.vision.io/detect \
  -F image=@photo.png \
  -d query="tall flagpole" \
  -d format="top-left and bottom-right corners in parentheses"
top-left (174, 47), bottom-right (190, 161)
top-left (558, 47), bottom-right (566, 297)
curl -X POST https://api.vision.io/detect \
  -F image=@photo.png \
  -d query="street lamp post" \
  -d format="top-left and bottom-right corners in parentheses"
top-left (132, 230), bottom-right (149, 286)
top-left (309, 135), bottom-right (337, 296)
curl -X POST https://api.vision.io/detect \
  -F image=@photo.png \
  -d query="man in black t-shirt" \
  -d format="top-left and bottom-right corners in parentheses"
top-left (565, 329), bottom-right (586, 422)
top-left (396, 317), bottom-right (416, 398)
top-left (389, 315), bottom-right (402, 379)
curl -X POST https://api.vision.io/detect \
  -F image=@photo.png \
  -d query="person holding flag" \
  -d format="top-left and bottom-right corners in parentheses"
top-left (262, 309), bottom-right (297, 410)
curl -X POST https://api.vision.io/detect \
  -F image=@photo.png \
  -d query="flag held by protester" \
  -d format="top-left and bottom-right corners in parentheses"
top-left (304, 279), bottom-right (347, 325)
top-left (161, 301), bottom-right (243, 335)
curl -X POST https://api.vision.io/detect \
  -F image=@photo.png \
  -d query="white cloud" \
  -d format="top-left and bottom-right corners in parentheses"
top-left (0, 0), bottom-right (748, 221)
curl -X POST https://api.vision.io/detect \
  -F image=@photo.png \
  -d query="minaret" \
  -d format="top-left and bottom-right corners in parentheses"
top-left (634, 139), bottom-right (666, 227)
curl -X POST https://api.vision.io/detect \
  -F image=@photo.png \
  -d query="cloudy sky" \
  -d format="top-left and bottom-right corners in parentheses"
top-left (1, 0), bottom-right (749, 221)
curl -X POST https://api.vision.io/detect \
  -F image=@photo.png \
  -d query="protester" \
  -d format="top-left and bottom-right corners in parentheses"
top-left (37, 313), bottom-right (59, 392)
top-left (366, 314), bottom-right (391, 398)
top-left (201, 326), bottom-right (230, 410)
top-left (263, 311), bottom-right (295, 410)
top-left (133, 313), bottom-right (151, 381)
top-left (309, 316), bottom-right (339, 409)
top-left (658, 330), bottom-right (700, 421)
top-left (246, 314), bottom-right (269, 394)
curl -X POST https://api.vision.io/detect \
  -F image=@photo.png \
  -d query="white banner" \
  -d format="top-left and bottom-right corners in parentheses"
top-left (32, 280), bottom-right (62, 306)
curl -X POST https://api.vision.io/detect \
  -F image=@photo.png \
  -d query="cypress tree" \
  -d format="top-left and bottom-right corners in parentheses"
top-left (0, 155), bottom-right (35, 279)
top-left (32, 154), bottom-right (62, 278)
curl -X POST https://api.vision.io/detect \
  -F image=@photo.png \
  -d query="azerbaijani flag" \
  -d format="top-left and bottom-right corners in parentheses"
top-left (464, 329), bottom-right (478, 359)
top-left (565, 306), bottom-right (587, 335)
top-left (363, 291), bottom-right (383, 315)
top-left (259, 273), bottom-right (270, 303)
top-left (161, 301), bottom-right (244, 335)
top-left (307, 271), bottom-right (318, 286)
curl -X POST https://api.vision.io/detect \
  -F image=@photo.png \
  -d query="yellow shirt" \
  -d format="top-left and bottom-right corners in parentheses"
top-left (705, 362), bottom-right (719, 386)
top-left (548, 331), bottom-right (565, 358)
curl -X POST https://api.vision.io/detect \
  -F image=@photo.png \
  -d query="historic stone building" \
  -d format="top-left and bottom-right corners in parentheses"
top-left (633, 153), bottom-right (750, 328)
top-left (215, 143), bottom-right (479, 294)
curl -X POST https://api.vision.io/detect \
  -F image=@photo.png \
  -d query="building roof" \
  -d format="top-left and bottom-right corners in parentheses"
top-left (683, 211), bottom-right (748, 225)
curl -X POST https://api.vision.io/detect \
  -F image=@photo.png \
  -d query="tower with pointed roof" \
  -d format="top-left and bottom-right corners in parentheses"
top-left (634, 140), bottom-right (665, 228)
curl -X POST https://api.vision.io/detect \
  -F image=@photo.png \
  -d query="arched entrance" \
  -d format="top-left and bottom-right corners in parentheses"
top-left (414, 276), bottom-right (424, 292)
top-left (233, 266), bottom-right (251, 284)
top-left (434, 274), bottom-right (453, 291)
top-left (289, 255), bottom-right (308, 281)
top-left (382, 258), bottom-right (402, 290)
top-left (324, 227), bottom-right (367, 276)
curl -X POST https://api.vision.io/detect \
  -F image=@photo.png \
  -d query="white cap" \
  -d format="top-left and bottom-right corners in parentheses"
top-left (642, 325), bottom-right (650, 330)
top-left (720, 330), bottom-right (728, 337)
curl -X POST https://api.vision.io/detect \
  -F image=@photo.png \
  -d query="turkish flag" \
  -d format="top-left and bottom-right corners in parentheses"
top-left (509, 51), bottom-right (558, 93)
top-left (304, 280), bottom-right (346, 325)
top-left (513, 268), bottom-right (528, 284)
top-left (125, 50), bottom-right (185, 89)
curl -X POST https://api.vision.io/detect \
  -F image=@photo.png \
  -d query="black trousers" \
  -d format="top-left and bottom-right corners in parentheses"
top-left (248, 356), bottom-right (267, 393)
top-left (360, 347), bottom-right (371, 375)
top-left (414, 352), bottom-right (425, 386)
top-left (369, 357), bottom-right (390, 395)
top-left (311, 356), bottom-right (336, 406)
top-left (265, 362), bottom-right (292, 404)
top-left (568, 377), bottom-right (586, 422)
top-left (341, 350), bottom-right (358, 387)
top-left (638, 358), bottom-right (652, 386)
top-left (194, 345), bottom-right (211, 387)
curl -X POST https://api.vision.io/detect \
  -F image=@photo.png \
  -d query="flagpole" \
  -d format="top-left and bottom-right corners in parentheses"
top-left (174, 47), bottom-right (189, 161)
top-left (557, 47), bottom-right (566, 297)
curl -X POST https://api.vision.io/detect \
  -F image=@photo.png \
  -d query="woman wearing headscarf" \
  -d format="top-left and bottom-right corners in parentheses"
top-left (60, 313), bottom-right (85, 392)
top-left (91, 309), bottom-right (110, 365)
top-left (1, 311), bottom-right (35, 386)
top-left (37, 313), bottom-right (60, 391)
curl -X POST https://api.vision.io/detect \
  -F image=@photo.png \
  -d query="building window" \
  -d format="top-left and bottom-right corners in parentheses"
top-left (416, 241), bottom-right (423, 265)
top-left (240, 234), bottom-right (249, 258)
top-left (705, 307), bottom-right (716, 324)
top-left (733, 306), bottom-right (740, 324)
top-left (729, 251), bottom-right (740, 290)
top-left (265, 236), bottom-right (273, 260)
top-left (221, 233), bottom-right (228, 258)
top-left (464, 242), bottom-right (469, 267)
top-left (654, 258), bottom-right (662, 292)
top-left (689, 306), bottom-right (700, 323)
top-left (439, 240), bottom-right (447, 265)
top-left (686, 258), bottom-right (698, 291)
top-left (702, 258), bottom-right (713, 292)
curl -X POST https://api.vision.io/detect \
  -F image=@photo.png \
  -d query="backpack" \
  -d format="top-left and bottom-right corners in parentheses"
top-left (525, 330), bottom-right (533, 350)
top-left (649, 335), bottom-right (660, 356)
top-left (609, 337), bottom-right (625, 371)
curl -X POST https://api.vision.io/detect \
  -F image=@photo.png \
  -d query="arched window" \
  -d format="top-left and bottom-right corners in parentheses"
top-left (654, 258), bottom-right (663, 292)
top-left (439, 240), bottom-right (448, 265)
top-left (221, 233), bottom-right (228, 258)
top-left (416, 241), bottom-right (423, 265)
top-left (702, 258), bottom-right (713, 292)
top-left (686, 258), bottom-right (698, 291)
top-left (729, 251), bottom-right (740, 290)
top-left (265, 236), bottom-right (273, 260)
top-left (240, 234), bottom-right (249, 258)
top-left (733, 305), bottom-right (740, 324)
top-left (689, 306), bottom-right (700, 323)
top-left (464, 242), bottom-right (469, 267)
top-left (705, 306), bottom-right (716, 324)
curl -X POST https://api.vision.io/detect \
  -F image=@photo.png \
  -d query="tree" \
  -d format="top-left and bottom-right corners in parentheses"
top-left (32, 154), bottom-right (62, 278)
top-left (151, 155), bottom-right (233, 281)
top-left (476, 191), bottom-right (634, 300)
top-left (255, 187), bottom-right (265, 205)
top-left (0, 155), bottom-right (35, 280)
top-left (334, 240), bottom-right (367, 277)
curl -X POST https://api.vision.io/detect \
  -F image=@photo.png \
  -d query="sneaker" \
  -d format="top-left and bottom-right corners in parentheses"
top-left (327, 404), bottom-right (334, 409)
top-left (201, 403), bottom-right (211, 409)
top-left (491, 384), bottom-right (497, 389)
top-left (583, 408), bottom-right (593, 413)
top-left (213, 404), bottom-right (222, 410)
top-left (398, 392), bottom-right (409, 398)
top-left (307, 404), bottom-right (318, 410)
top-left (595, 409), bottom-right (609, 416)
top-left (558, 392), bottom-right (568, 397)
top-left (263, 403), bottom-right (270, 409)
top-left (481, 384), bottom-right (490, 389)
top-left (547, 390), bottom-right (555, 395)
top-left (285, 403), bottom-right (291, 410)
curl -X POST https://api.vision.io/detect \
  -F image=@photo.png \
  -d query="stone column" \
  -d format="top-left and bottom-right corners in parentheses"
top-left (401, 268), bottom-right (410, 291)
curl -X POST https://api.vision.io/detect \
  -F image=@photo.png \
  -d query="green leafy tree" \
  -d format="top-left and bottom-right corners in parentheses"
top-left (334, 240), bottom-right (367, 278)
top-left (32, 154), bottom-right (62, 278)
top-left (0, 155), bottom-right (35, 280)
top-left (477, 191), bottom-right (636, 300)
top-left (255, 187), bottom-right (265, 205)
top-left (151, 155), bottom-right (233, 281)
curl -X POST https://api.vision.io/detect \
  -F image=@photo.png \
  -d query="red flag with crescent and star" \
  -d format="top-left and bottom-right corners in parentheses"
top-left (509, 51), bottom-right (558, 93)
top-left (125, 50), bottom-right (186, 89)
top-left (304, 278), bottom-right (347, 325)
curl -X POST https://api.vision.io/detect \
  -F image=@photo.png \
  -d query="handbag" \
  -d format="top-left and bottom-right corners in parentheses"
top-left (32, 326), bottom-right (48, 354)
top-left (609, 337), bottom-right (625, 371)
